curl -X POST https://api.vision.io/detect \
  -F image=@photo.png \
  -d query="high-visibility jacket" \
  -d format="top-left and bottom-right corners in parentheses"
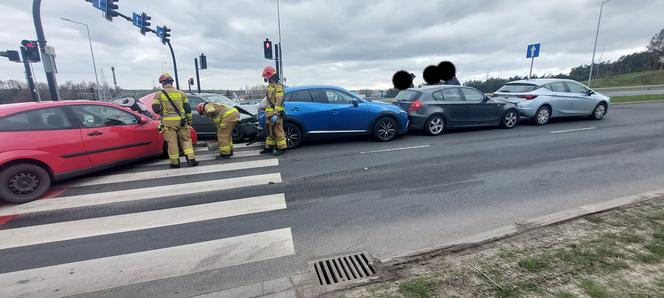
top-left (265, 82), bottom-right (284, 118)
top-left (204, 103), bottom-right (239, 128)
top-left (152, 87), bottom-right (192, 125)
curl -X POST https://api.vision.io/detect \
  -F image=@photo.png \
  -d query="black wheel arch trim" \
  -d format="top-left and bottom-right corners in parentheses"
top-left (369, 112), bottom-right (401, 134)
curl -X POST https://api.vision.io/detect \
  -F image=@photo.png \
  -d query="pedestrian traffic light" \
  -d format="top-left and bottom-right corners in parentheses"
top-left (199, 53), bottom-right (207, 70)
top-left (21, 40), bottom-right (40, 63)
top-left (140, 12), bottom-right (151, 35)
top-left (105, 0), bottom-right (119, 21)
top-left (264, 39), bottom-right (273, 60)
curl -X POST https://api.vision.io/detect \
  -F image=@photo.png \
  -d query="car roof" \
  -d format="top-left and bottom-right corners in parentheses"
top-left (506, 78), bottom-right (579, 85)
top-left (285, 85), bottom-right (347, 93)
top-left (0, 100), bottom-right (113, 117)
top-left (403, 84), bottom-right (471, 93)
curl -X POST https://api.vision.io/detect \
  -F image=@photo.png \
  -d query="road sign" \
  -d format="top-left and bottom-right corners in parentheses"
top-left (527, 43), bottom-right (540, 58)
top-left (132, 12), bottom-right (142, 27)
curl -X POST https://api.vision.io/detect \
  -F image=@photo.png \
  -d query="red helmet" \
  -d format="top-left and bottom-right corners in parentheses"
top-left (196, 103), bottom-right (206, 115)
top-left (158, 73), bottom-right (174, 84)
top-left (262, 66), bottom-right (277, 79)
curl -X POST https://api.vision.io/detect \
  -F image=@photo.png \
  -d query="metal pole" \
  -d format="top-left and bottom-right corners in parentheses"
top-left (20, 47), bottom-right (39, 102)
top-left (276, 0), bottom-right (283, 80)
top-left (274, 44), bottom-right (281, 82)
top-left (166, 40), bottom-right (180, 89)
top-left (61, 18), bottom-right (101, 100)
top-left (33, 0), bottom-right (60, 100)
top-left (529, 57), bottom-right (534, 80)
top-left (588, 0), bottom-right (608, 87)
top-left (188, 80), bottom-right (192, 93)
top-left (195, 58), bottom-right (201, 93)
top-left (111, 66), bottom-right (118, 89)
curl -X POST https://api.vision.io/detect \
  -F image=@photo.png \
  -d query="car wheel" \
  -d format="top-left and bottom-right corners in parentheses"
top-left (284, 122), bottom-right (303, 149)
top-left (534, 106), bottom-right (551, 126)
top-left (232, 125), bottom-right (246, 143)
top-left (590, 103), bottom-right (607, 120)
top-left (501, 109), bottom-right (519, 129)
top-left (0, 163), bottom-right (51, 204)
top-left (424, 115), bottom-right (445, 136)
top-left (373, 117), bottom-right (398, 142)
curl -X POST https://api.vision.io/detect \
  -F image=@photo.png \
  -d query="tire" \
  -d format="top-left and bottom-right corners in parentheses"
top-left (589, 103), bottom-right (607, 120)
top-left (372, 117), bottom-right (398, 142)
top-left (500, 109), bottom-right (519, 129)
top-left (424, 115), bottom-right (446, 136)
top-left (284, 122), bottom-right (303, 149)
top-left (232, 125), bottom-right (246, 143)
top-left (533, 106), bottom-right (551, 126)
top-left (0, 163), bottom-right (51, 204)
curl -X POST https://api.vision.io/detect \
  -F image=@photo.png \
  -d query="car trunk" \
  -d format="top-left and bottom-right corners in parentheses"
top-left (493, 83), bottom-right (540, 104)
top-left (393, 90), bottom-right (421, 111)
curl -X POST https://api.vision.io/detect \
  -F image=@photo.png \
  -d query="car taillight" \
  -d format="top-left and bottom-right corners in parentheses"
top-left (517, 95), bottom-right (538, 100)
top-left (409, 99), bottom-right (423, 112)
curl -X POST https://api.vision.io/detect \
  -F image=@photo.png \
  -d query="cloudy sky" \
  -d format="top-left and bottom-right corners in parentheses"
top-left (1, 0), bottom-right (662, 90)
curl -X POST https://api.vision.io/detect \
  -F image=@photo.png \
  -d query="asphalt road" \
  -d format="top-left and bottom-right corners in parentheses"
top-left (599, 85), bottom-right (664, 97)
top-left (1, 102), bottom-right (664, 297)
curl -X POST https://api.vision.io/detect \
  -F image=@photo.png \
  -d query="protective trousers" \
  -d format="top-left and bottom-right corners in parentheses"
top-left (217, 120), bottom-right (239, 156)
top-left (163, 119), bottom-right (195, 165)
top-left (265, 116), bottom-right (287, 150)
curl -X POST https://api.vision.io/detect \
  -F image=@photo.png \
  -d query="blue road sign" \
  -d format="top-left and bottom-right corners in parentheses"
top-left (156, 26), bottom-right (165, 38)
top-left (93, 0), bottom-right (107, 11)
top-left (132, 13), bottom-right (142, 27)
top-left (527, 43), bottom-right (541, 58)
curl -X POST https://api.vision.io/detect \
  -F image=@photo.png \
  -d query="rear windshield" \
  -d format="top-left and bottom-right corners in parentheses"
top-left (395, 90), bottom-right (421, 101)
top-left (497, 84), bottom-right (539, 93)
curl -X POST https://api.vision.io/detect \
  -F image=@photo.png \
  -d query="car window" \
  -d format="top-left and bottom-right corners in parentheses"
top-left (188, 96), bottom-right (204, 107)
top-left (0, 107), bottom-right (73, 132)
top-left (441, 88), bottom-right (463, 102)
top-left (432, 91), bottom-right (444, 101)
top-left (289, 90), bottom-right (313, 102)
top-left (309, 89), bottom-right (327, 103)
top-left (395, 90), bottom-right (420, 101)
top-left (71, 105), bottom-right (139, 128)
top-left (325, 89), bottom-right (355, 104)
top-left (547, 82), bottom-right (567, 92)
top-left (497, 83), bottom-right (538, 93)
top-left (204, 94), bottom-right (238, 106)
top-left (461, 88), bottom-right (485, 102)
top-left (565, 82), bottom-right (587, 93)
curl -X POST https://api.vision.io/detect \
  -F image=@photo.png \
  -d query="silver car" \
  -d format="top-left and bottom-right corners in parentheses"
top-left (493, 79), bottom-right (610, 125)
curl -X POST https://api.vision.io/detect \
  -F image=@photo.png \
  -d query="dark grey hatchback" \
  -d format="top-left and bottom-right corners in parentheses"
top-left (394, 85), bottom-right (520, 135)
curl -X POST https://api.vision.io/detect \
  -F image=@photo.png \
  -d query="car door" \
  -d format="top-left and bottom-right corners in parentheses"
top-left (564, 82), bottom-right (598, 114)
top-left (187, 95), bottom-right (216, 136)
top-left (545, 82), bottom-right (577, 116)
top-left (438, 88), bottom-right (468, 127)
top-left (460, 87), bottom-right (501, 125)
top-left (69, 104), bottom-right (157, 166)
top-left (285, 89), bottom-right (330, 133)
top-left (324, 89), bottom-right (370, 133)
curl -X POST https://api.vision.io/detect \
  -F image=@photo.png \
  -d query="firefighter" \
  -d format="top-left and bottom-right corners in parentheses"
top-left (259, 66), bottom-right (287, 156)
top-left (197, 102), bottom-right (240, 159)
top-left (152, 73), bottom-right (199, 168)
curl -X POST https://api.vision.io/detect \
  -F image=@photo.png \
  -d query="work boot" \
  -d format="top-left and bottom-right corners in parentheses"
top-left (273, 149), bottom-right (286, 156)
top-left (230, 150), bottom-right (234, 157)
top-left (187, 159), bottom-right (199, 167)
top-left (215, 154), bottom-right (231, 160)
top-left (260, 148), bottom-right (273, 155)
top-left (170, 163), bottom-right (181, 169)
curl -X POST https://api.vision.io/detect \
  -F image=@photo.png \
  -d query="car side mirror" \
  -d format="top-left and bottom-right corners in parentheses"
top-left (586, 89), bottom-right (594, 96)
top-left (482, 96), bottom-right (490, 103)
top-left (352, 99), bottom-right (359, 107)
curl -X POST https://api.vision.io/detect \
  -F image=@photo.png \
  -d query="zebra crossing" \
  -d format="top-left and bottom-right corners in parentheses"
top-left (0, 143), bottom-right (293, 298)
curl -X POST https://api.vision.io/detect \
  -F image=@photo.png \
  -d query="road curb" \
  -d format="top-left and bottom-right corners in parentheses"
top-left (613, 99), bottom-right (664, 105)
top-left (379, 188), bottom-right (664, 265)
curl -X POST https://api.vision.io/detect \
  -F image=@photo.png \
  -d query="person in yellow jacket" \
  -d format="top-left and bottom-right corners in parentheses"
top-left (259, 66), bottom-right (287, 156)
top-left (197, 102), bottom-right (240, 159)
top-left (151, 73), bottom-right (199, 168)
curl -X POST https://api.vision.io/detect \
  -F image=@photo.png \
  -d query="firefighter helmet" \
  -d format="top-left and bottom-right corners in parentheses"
top-left (196, 102), bottom-right (206, 115)
top-left (158, 73), bottom-right (174, 84)
top-left (262, 66), bottom-right (277, 79)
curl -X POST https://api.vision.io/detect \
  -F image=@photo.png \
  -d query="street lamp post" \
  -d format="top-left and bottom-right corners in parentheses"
top-left (276, 0), bottom-right (284, 82)
top-left (61, 17), bottom-right (102, 100)
top-left (588, 0), bottom-right (609, 88)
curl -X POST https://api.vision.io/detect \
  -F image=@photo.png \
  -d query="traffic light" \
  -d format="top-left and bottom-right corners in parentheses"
top-left (105, 0), bottom-right (119, 21)
top-left (140, 12), bottom-right (151, 35)
top-left (199, 53), bottom-right (207, 70)
top-left (21, 40), bottom-right (40, 63)
top-left (189, 78), bottom-right (195, 86)
top-left (1, 50), bottom-right (21, 62)
top-left (264, 39), bottom-right (273, 60)
top-left (157, 26), bottom-right (171, 44)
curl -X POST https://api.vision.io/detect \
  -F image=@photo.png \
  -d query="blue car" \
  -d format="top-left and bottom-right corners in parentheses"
top-left (281, 85), bottom-right (409, 148)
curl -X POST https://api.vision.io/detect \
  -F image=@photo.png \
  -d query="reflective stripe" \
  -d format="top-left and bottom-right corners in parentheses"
top-left (223, 108), bottom-right (238, 118)
top-left (169, 155), bottom-right (179, 159)
top-left (163, 116), bottom-right (182, 121)
top-left (183, 149), bottom-right (195, 154)
top-left (265, 108), bottom-right (274, 112)
top-left (277, 140), bottom-right (287, 145)
top-left (265, 140), bottom-right (276, 145)
top-left (275, 106), bottom-right (284, 111)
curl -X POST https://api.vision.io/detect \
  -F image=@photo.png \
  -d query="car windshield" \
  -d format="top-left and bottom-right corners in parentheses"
top-left (497, 83), bottom-right (539, 93)
top-left (395, 90), bottom-right (421, 101)
top-left (203, 94), bottom-right (239, 106)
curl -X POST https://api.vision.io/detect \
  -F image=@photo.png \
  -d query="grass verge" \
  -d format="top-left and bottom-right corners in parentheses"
top-left (611, 94), bottom-right (664, 103)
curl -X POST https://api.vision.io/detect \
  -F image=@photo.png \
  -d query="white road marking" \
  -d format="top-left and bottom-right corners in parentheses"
top-left (0, 228), bottom-right (295, 298)
top-left (195, 146), bottom-right (209, 152)
top-left (549, 127), bottom-right (597, 134)
top-left (361, 145), bottom-right (431, 154)
top-left (0, 173), bottom-right (282, 217)
top-left (146, 150), bottom-right (262, 166)
top-left (66, 158), bottom-right (279, 187)
top-left (0, 194), bottom-right (286, 250)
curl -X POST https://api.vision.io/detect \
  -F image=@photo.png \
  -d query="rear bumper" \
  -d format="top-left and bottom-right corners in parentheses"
top-left (408, 115), bottom-right (428, 130)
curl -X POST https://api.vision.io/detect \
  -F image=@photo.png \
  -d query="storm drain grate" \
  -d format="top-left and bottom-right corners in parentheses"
top-left (313, 253), bottom-right (376, 286)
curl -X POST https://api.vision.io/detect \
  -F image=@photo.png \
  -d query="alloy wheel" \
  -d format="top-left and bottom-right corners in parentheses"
top-left (504, 111), bottom-right (518, 128)
top-left (377, 119), bottom-right (397, 141)
top-left (428, 117), bottom-right (445, 135)
top-left (536, 108), bottom-right (550, 125)
top-left (285, 125), bottom-right (300, 148)
top-left (8, 171), bottom-right (40, 196)
top-left (594, 104), bottom-right (606, 119)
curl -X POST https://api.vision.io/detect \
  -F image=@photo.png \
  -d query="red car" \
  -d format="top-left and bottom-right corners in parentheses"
top-left (0, 100), bottom-right (197, 204)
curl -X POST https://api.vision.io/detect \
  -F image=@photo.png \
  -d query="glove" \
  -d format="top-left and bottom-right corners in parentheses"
top-left (271, 115), bottom-right (279, 122)
top-left (186, 116), bottom-right (193, 125)
top-left (220, 122), bottom-right (226, 129)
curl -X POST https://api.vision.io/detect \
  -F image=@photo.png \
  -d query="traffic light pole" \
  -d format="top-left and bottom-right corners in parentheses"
top-left (20, 47), bottom-right (39, 102)
top-left (194, 58), bottom-right (201, 93)
top-left (166, 40), bottom-right (180, 89)
top-left (33, 0), bottom-right (60, 100)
